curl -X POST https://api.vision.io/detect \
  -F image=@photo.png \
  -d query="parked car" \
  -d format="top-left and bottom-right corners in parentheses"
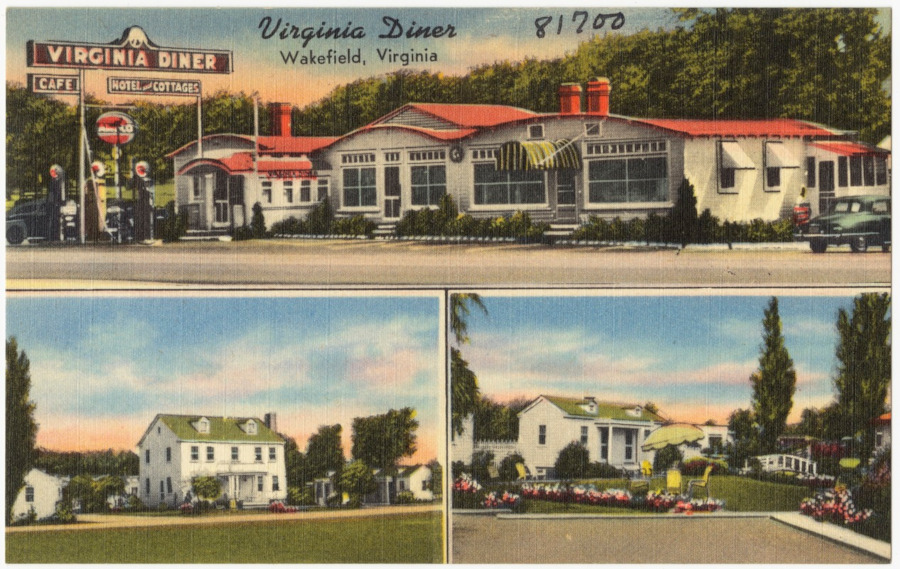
top-left (795, 195), bottom-right (891, 253)
top-left (6, 198), bottom-right (52, 244)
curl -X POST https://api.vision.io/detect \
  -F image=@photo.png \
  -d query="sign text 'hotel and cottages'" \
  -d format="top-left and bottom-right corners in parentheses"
top-left (27, 26), bottom-right (232, 74)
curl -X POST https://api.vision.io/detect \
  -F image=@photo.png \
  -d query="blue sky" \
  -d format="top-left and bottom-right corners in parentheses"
top-left (457, 293), bottom-right (883, 425)
top-left (6, 7), bottom-right (685, 107)
top-left (6, 294), bottom-right (443, 462)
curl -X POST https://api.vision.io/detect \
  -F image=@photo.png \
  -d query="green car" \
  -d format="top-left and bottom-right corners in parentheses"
top-left (796, 195), bottom-right (891, 253)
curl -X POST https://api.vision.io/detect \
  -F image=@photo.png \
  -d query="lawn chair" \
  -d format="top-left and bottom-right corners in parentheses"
top-left (687, 465), bottom-right (713, 500)
top-left (487, 464), bottom-right (500, 481)
top-left (515, 462), bottom-right (531, 481)
top-left (666, 469), bottom-right (682, 495)
top-left (630, 461), bottom-right (653, 494)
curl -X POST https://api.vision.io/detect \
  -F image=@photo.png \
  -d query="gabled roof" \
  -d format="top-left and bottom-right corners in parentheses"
top-left (344, 124), bottom-right (477, 143)
top-left (140, 414), bottom-right (284, 445)
top-left (374, 103), bottom-right (539, 130)
top-left (810, 140), bottom-right (890, 157)
top-left (538, 395), bottom-right (663, 422)
top-left (631, 118), bottom-right (845, 138)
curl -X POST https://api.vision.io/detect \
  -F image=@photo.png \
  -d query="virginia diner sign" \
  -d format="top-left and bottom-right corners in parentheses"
top-left (27, 26), bottom-right (232, 74)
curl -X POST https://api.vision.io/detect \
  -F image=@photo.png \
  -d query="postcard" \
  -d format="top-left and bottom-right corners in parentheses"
top-left (4, 5), bottom-right (893, 565)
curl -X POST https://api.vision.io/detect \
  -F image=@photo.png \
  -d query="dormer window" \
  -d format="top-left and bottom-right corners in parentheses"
top-left (626, 406), bottom-right (642, 418)
top-left (527, 124), bottom-right (544, 140)
top-left (585, 123), bottom-right (601, 137)
top-left (195, 417), bottom-right (210, 434)
top-left (580, 396), bottom-right (598, 414)
top-left (242, 420), bottom-right (258, 435)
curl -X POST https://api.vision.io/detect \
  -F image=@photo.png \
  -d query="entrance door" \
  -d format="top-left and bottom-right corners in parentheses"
top-left (385, 166), bottom-right (401, 219)
top-left (818, 161), bottom-right (835, 216)
top-left (213, 174), bottom-right (230, 226)
top-left (556, 170), bottom-right (577, 222)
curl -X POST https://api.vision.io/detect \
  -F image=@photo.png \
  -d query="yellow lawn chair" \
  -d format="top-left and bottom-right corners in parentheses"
top-left (630, 461), bottom-right (653, 494)
top-left (666, 469), bottom-right (682, 495)
top-left (515, 462), bottom-right (530, 481)
top-left (487, 464), bottom-right (500, 481)
top-left (687, 465), bottom-right (714, 500)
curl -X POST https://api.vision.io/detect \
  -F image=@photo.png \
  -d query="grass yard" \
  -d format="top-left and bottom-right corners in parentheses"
top-left (6, 511), bottom-right (443, 563)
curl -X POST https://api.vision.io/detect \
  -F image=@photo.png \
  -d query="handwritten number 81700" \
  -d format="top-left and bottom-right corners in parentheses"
top-left (534, 12), bottom-right (625, 38)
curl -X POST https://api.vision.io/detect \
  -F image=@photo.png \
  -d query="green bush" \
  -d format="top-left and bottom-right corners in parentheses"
top-left (126, 494), bottom-right (146, 511)
top-left (54, 499), bottom-right (76, 523)
top-left (585, 461), bottom-right (624, 479)
top-left (470, 451), bottom-right (495, 483)
top-left (498, 453), bottom-right (525, 482)
top-left (157, 201), bottom-right (187, 243)
top-left (452, 488), bottom-right (487, 509)
top-left (653, 445), bottom-right (684, 472)
top-left (287, 486), bottom-right (314, 506)
top-left (395, 491), bottom-right (417, 504)
top-left (250, 202), bottom-right (267, 238)
top-left (681, 457), bottom-right (729, 476)
top-left (554, 442), bottom-right (593, 480)
top-left (332, 215), bottom-right (376, 236)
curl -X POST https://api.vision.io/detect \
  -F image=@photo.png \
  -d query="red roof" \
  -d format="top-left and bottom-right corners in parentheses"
top-left (810, 141), bottom-right (890, 157)
top-left (176, 153), bottom-right (253, 176)
top-left (398, 103), bottom-right (538, 128)
top-left (873, 412), bottom-right (891, 425)
top-left (349, 124), bottom-right (477, 142)
top-left (258, 158), bottom-right (313, 173)
top-left (257, 136), bottom-right (339, 154)
top-left (632, 118), bottom-right (839, 138)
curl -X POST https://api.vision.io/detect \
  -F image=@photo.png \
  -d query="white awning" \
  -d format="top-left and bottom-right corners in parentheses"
top-left (765, 141), bottom-right (799, 168)
top-left (720, 141), bottom-right (755, 169)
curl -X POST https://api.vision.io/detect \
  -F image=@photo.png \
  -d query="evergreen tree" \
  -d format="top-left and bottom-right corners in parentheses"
top-left (250, 202), bottom-right (266, 238)
top-left (750, 297), bottom-right (797, 453)
top-left (834, 293), bottom-right (891, 463)
top-left (7, 338), bottom-right (37, 525)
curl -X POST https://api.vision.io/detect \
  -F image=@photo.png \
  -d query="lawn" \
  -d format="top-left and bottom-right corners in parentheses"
top-left (6, 511), bottom-right (443, 563)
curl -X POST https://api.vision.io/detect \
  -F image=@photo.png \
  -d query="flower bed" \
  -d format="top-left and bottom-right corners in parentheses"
top-left (483, 490), bottom-right (521, 510)
top-left (520, 483), bottom-right (719, 514)
top-left (800, 488), bottom-right (872, 525)
top-left (673, 498), bottom-right (725, 513)
top-left (453, 474), bottom-right (482, 494)
top-left (268, 501), bottom-right (298, 514)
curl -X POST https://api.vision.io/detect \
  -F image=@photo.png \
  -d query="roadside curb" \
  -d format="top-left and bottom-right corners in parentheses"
top-left (770, 512), bottom-right (891, 561)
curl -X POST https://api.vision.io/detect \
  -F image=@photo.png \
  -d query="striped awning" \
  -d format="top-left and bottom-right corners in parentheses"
top-left (496, 139), bottom-right (582, 171)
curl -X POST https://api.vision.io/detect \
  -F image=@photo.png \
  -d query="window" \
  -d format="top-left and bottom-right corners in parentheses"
top-left (159, 480), bottom-right (164, 501)
top-left (876, 156), bottom-right (888, 185)
top-left (422, 480), bottom-right (428, 491)
top-left (411, 165), bottom-right (447, 206)
top-left (472, 148), bottom-right (498, 161)
top-left (862, 156), bottom-right (875, 186)
top-left (255, 447), bottom-right (263, 462)
top-left (272, 476), bottom-right (280, 492)
top-left (232, 447), bottom-right (239, 461)
top-left (399, 481), bottom-right (406, 491)
top-left (850, 156), bottom-right (862, 186)
top-left (600, 429), bottom-right (609, 461)
top-left (166, 447), bottom-right (171, 462)
top-left (872, 200), bottom-right (890, 214)
top-left (25, 487), bottom-right (34, 503)
top-left (258, 476), bottom-right (264, 492)
top-left (409, 150), bottom-right (446, 162)
top-left (838, 156), bottom-right (848, 187)
top-left (145, 478), bottom-right (150, 494)
top-left (585, 123), bottom-right (601, 137)
top-left (262, 180), bottom-right (273, 204)
top-left (580, 426), bottom-right (588, 446)
top-left (625, 430), bottom-right (635, 462)
top-left (806, 157), bottom-right (816, 187)
top-left (269, 447), bottom-right (276, 461)
top-left (197, 418), bottom-right (210, 434)
top-left (343, 167), bottom-right (377, 207)
top-left (317, 179), bottom-right (329, 201)
top-left (166, 477), bottom-right (172, 493)
top-left (190, 446), bottom-right (199, 461)
top-left (588, 157), bottom-right (668, 203)
top-left (300, 180), bottom-right (311, 203)
top-left (244, 420), bottom-right (257, 435)
top-left (766, 167), bottom-right (781, 189)
top-left (283, 180), bottom-right (293, 203)
top-left (145, 449), bottom-right (150, 464)
top-left (206, 446), bottom-right (214, 461)
top-left (527, 124), bottom-right (544, 139)
top-left (720, 167), bottom-right (736, 189)
top-left (708, 435), bottom-right (723, 454)
top-left (385, 151), bottom-right (401, 162)
top-left (341, 153), bottom-right (375, 164)
top-left (538, 425), bottom-right (546, 445)
top-left (474, 163), bottom-right (545, 205)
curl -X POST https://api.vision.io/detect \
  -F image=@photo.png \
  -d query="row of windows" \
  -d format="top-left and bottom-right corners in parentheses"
top-left (586, 140), bottom-right (667, 156)
top-left (341, 153), bottom-right (375, 164)
top-left (261, 179), bottom-right (329, 205)
top-left (537, 426), bottom-right (648, 463)
top-left (527, 123), bottom-right (602, 140)
top-left (342, 157), bottom-right (670, 208)
top-left (409, 150), bottom-right (445, 162)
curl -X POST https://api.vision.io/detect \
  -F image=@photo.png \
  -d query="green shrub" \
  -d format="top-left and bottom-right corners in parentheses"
top-left (287, 486), bottom-right (314, 506)
top-left (554, 442), bottom-right (593, 480)
top-left (585, 461), bottom-right (624, 479)
top-left (157, 201), bottom-right (187, 243)
top-left (54, 499), bottom-right (76, 523)
top-left (498, 453), bottom-right (525, 482)
top-left (470, 451), bottom-right (495, 483)
top-left (250, 202), bottom-right (267, 238)
top-left (232, 225), bottom-right (255, 241)
top-left (653, 445), bottom-right (684, 472)
top-left (332, 215), bottom-right (375, 236)
top-left (306, 197), bottom-right (335, 234)
top-left (395, 491), bottom-right (417, 504)
top-left (127, 494), bottom-right (146, 511)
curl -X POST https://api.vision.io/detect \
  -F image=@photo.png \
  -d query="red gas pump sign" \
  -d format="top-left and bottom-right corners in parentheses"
top-left (95, 112), bottom-right (136, 145)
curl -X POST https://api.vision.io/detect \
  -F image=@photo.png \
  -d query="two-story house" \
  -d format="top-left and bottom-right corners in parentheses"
top-left (136, 414), bottom-right (287, 508)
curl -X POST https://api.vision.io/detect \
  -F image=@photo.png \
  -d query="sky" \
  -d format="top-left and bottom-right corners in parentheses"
top-left (5, 7), bottom-right (687, 108)
top-left (6, 294), bottom-right (443, 465)
top-left (456, 292), bottom-right (885, 426)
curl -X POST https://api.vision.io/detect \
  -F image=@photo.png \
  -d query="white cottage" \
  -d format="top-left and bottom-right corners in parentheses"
top-left (137, 414), bottom-right (287, 508)
top-left (11, 469), bottom-right (67, 522)
top-left (169, 79), bottom-right (887, 234)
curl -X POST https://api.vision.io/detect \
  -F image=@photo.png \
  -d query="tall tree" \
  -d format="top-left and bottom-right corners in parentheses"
top-left (833, 293), bottom-right (891, 462)
top-left (351, 408), bottom-right (418, 470)
top-left (450, 293), bottom-right (487, 346)
top-left (726, 407), bottom-right (757, 469)
top-left (339, 459), bottom-right (376, 508)
top-left (450, 348), bottom-right (480, 437)
top-left (750, 297), bottom-right (797, 453)
top-left (304, 424), bottom-right (345, 479)
top-left (7, 338), bottom-right (38, 525)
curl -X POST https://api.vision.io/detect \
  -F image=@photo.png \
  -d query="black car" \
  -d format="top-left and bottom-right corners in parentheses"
top-left (6, 198), bottom-right (52, 244)
top-left (795, 195), bottom-right (891, 253)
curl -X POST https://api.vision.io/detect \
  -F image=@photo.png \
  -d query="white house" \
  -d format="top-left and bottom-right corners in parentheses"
top-left (366, 464), bottom-right (435, 504)
top-left (169, 78), bottom-right (888, 234)
top-left (679, 423), bottom-right (733, 461)
top-left (11, 469), bottom-right (67, 522)
top-left (137, 413), bottom-right (287, 508)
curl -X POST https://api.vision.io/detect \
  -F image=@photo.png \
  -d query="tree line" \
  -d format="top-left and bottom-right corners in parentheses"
top-left (7, 9), bottom-right (889, 196)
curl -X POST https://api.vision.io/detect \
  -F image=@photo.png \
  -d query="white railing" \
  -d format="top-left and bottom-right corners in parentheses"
top-left (754, 454), bottom-right (817, 475)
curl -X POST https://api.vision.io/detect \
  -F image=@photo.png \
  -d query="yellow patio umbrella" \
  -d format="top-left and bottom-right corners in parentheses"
top-left (641, 424), bottom-right (705, 452)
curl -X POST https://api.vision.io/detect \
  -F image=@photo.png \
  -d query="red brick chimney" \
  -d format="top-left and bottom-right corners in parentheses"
top-left (586, 77), bottom-right (611, 117)
top-left (558, 83), bottom-right (583, 115)
top-left (269, 103), bottom-right (292, 137)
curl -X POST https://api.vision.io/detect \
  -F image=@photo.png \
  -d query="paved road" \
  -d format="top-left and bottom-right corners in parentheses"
top-left (6, 240), bottom-right (891, 288)
top-left (451, 515), bottom-right (883, 563)
top-left (6, 503), bottom-right (440, 533)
